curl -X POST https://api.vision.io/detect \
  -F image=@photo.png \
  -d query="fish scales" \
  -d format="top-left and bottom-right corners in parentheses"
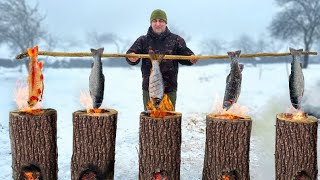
top-left (289, 47), bottom-right (304, 110)
top-left (27, 46), bottom-right (44, 107)
top-left (89, 48), bottom-right (105, 109)
top-left (223, 50), bottom-right (243, 111)
top-left (148, 51), bottom-right (165, 108)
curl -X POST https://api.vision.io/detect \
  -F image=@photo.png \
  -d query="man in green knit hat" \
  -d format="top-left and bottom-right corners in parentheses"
top-left (126, 9), bottom-right (197, 110)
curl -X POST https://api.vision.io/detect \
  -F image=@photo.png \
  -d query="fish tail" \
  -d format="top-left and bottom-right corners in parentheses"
top-left (289, 47), bottom-right (303, 56)
top-left (90, 47), bottom-right (104, 57)
top-left (27, 46), bottom-right (38, 58)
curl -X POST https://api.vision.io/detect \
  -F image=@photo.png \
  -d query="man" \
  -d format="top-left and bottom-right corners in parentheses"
top-left (126, 9), bottom-right (197, 110)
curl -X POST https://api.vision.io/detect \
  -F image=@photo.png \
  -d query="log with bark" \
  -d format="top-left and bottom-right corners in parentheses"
top-left (71, 109), bottom-right (118, 180)
top-left (202, 114), bottom-right (252, 180)
top-left (9, 109), bottom-right (58, 180)
top-left (275, 113), bottom-right (318, 180)
top-left (139, 112), bottom-right (182, 180)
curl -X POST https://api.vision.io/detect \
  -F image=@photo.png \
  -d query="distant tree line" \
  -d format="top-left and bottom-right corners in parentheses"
top-left (0, 0), bottom-right (319, 69)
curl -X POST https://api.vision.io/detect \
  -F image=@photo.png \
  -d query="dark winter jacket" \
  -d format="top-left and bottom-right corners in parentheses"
top-left (126, 26), bottom-right (194, 93)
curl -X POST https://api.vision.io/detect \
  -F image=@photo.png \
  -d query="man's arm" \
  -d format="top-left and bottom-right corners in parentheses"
top-left (126, 35), bottom-right (145, 65)
top-left (176, 36), bottom-right (197, 65)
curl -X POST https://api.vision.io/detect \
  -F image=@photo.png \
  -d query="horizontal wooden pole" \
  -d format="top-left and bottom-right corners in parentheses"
top-left (16, 51), bottom-right (318, 60)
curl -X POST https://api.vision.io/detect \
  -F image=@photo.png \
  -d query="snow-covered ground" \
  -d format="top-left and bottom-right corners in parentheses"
top-left (0, 62), bottom-right (319, 179)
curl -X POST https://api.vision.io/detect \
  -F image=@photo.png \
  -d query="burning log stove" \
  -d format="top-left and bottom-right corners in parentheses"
top-left (275, 113), bottom-right (318, 180)
top-left (71, 109), bottom-right (118, 180)
top-left (202, 113), bottom-right (252, 180)
top-left (139, 111), bottom-right (182, 180)
top-left (9, 109), bottom-right (58, 180)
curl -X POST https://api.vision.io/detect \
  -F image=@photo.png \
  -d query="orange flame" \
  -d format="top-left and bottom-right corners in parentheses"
top-left (23, 172), bottom-right (40, 180)
top-left (211, 94), bottom-right (249, 120)
top-left (222, 175), bottom-right (230, 180)
top-left (14, 80), bottom-right (43, 114)
top-left (147, 94), bottom-right (174, 118)
top-left (283, 106), bottom-right (308, 121)
top-left (80, 90), bottom-right (106, 114)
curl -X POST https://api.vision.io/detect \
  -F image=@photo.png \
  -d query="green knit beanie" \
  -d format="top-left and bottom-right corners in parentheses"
top-left (150, 9), bottom-right (167, 23)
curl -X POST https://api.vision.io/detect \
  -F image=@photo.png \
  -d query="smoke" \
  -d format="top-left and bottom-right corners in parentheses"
top-left (302, 80), bottom-right (320, 119)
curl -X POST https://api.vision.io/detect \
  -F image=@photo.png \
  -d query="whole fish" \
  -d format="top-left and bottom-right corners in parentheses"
top-left (89, 48), bottom-right (105, 109)
top-left (27, 46), bottom-right (44, 107)
top-left (289, 48), bottom-right (304, 110)
top-left (223, 50), bottom-right (243, 111)
top-left (148, 50), bottom-right (165, 109)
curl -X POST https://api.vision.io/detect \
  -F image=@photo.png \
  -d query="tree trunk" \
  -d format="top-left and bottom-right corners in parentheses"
top-left (71, 109), bottom-right (118, 180)
top-left (139, 112), bottom-right (182, 180)
top-left (302, 54), bottom-right (309, 69)
top-left (275, 113), bottom-right (318, 180)
top-left (202, 114), bottom-right (252, 180)
top-left (9, 109), bottom-right (58, 180)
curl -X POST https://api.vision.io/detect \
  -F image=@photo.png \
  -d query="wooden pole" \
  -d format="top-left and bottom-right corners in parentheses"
top-left (275, 113), bottom-right (318, 180)
top-left (139, 112), bottom-right (182, 180)
top-left (9, 109), bottom-right (58, 180)
top-left (16, 51), bottom-right (318, 60)
top-left (71, 109), bottom-right (118, 180)
top-left (202, 114), bottom-right (252, 180)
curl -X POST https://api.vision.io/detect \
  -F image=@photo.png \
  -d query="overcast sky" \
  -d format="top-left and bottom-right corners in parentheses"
top-left (1, 0), bottom-right (280, 58)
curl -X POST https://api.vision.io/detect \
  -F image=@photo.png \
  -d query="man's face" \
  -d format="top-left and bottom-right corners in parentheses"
top-left (151, 19), bottom-right (166, 34)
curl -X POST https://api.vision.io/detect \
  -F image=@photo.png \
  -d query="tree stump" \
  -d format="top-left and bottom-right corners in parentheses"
top-left (139, 112), bottom-right (182, 180)
top-left (202, 114), bottom-right (252, 180)
top-left (275, 113), bottom-right (318, 180)
top-left (71, 109), bottom-right (118, 180)
top-left (9, 109), bottom-right (58, 180)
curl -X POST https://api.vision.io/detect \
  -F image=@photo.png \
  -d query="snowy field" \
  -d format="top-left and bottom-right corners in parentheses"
top-left (0, 62), bottom-right (319, 179)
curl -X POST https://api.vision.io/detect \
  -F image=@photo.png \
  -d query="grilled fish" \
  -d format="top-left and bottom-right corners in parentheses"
top-left (27, 46), bottom-right (44, 107)
top-left (289, 48), bottom-right (304, 110)
top-left (148, 50), bottom-right (165, 109)
top-left (89, 48), bottom-right (105, 109)
top-left (223, 50), bottom-right (243, 111)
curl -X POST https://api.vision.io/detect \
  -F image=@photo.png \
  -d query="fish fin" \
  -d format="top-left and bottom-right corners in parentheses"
top-left (40, 81), bottom-right (44, 100)
top-left (239, 64), bottom-right (244, 72)
top-left (38, 62), bottom-right (43, 69)
top-left (226, 74), bottom-right (230, 83)
top-left (91, 62), bottom-right (94, 68)
top-left (90, 48), bottom-right (98, 56)
top-left (97, 47), bottom-right (104, 55)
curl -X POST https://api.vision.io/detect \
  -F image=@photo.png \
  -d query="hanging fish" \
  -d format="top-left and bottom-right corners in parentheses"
top-left (148, 50), bottom-right (165, 109)
top-left (89, 48), bottom-right (105, 109)
top-left (223, 50), bottom-right (243, 111)
top-left (27, 46), bottom-right (44, 107)
top-left (289, 48), bottom-right (304, 110)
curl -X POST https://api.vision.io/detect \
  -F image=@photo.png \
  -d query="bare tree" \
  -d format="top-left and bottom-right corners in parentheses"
top-left (269, 0), bottom-right (320, 68)
top-left (86, 31), bottom-right (121, 53)
top-left (231, 34), bottom-right (256, 53)
top-left (200, 38), bottom-right (227, 55)
top-left (0, 0), bottom-right (49, 70)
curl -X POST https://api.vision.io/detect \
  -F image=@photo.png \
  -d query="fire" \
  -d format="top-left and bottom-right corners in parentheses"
top-left (147, 94), bottom-right (174, 118)
top-left (23, 172), bottom-right (41, 180)
top-left (80, 90), bottom-right (106, 114)
top-left (282, 106), bottom-right (308, 121)
top-left (14, 80), bottom-right (43, 114)
top-left (211, 94), bottom-right (249, 120)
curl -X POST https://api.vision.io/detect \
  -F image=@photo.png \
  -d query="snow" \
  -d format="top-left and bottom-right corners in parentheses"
top-left (0, 62), bottom-right (319, 179)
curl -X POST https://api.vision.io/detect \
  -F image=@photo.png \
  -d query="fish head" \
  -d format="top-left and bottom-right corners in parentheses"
top-left (223, 101), bottom-right (232, 111)
top-left (27, 99), bottom-right (37, 107)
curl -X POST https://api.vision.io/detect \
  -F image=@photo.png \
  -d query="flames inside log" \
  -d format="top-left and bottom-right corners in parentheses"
top-left (208, 113), bottom-right (250, 120)
top-left (278, 112), bottom-right (308, 122)
top-left (20, 164), bottom-right (42, 180)
top-left (221, 170), bottom-right (239, 180)
top-left (147, 94), bottom-right (174, 118)
top-left (152, 170), bottom-right (168, 180)
top-left (79, 169), bottom-right (98, 180)
top-left (86, 108), bottom-right (109, 114)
